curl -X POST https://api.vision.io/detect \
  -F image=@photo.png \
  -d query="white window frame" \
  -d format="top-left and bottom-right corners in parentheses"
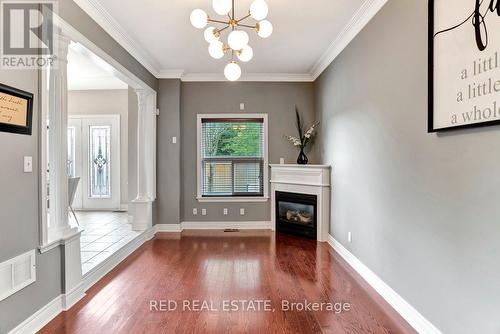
top-left (196, 113), bottom-right (269, 203)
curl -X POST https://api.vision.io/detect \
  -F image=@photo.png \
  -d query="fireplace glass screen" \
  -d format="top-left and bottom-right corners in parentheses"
top-left (276, 191), bottom-right (317, 239)
top-left (278, 201), bottom-right (315, 228)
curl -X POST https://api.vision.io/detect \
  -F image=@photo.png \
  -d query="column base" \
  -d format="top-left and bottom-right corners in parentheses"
top-left (61, 233), bottom-right (83, 295)
top-left (130, 199), bottom-right (152, 231)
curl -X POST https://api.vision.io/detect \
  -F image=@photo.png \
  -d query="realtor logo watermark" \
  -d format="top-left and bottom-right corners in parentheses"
top-left (1, 0), bottom-right (56, 69)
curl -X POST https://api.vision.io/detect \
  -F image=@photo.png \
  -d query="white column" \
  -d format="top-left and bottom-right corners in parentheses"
top-left (134, 89), bottom-right (151, 202)
top-left (130, 89), bottom-right (153, 231)
top-left (48, 30), bottom-right (84, 304)
top-left (48, 30), bottom-right (77, 239)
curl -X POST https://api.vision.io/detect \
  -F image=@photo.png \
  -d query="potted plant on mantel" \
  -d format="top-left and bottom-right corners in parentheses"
top-left (284, 107), bottom-right (319, 165)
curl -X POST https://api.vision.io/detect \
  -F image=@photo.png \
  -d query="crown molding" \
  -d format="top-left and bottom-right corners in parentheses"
top-left (180, 72), bottom-right (314, 82)
top-left (157, 69), bottom-right (185, 79)
top-left (73, 0), bottom-right (161, 77)
top-left (310, 0), bottom-right (388, 80)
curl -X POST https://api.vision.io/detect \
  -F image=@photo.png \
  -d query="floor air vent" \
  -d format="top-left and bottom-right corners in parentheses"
top-left (224, 229), bottom-right (240, 233)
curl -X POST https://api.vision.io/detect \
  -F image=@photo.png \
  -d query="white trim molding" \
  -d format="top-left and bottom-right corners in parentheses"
top-left (181, 73), bottom-right (314, 82)
top-left (73, 0), bottom-right (387, 82)
top-left (8, 295), bottom-right (64, 334)
top-left (157, 69), bottom-right (185, 79)
top-left (310, 0), bottom-right (388, 80)
top-left (196, 196), bottom-right (269, 203)
top-left (327, 235), bottom-right (443, 334)
top-left (155, 221), bottom-right (272, 232)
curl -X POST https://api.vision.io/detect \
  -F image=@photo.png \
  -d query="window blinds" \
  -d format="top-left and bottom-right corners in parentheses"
top-left (201, 118), bottom-right (264, 197)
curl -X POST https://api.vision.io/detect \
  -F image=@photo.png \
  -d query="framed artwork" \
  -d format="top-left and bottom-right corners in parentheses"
top-left (429, 0), bottom-right (500, 132)
top-left (0, 83), bottom-right (34, 135)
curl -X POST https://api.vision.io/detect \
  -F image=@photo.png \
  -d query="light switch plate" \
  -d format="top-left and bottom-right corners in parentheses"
top-left (240, 103), bottom-right (245, 111)
top-left (172, 136), bottom-right (177, 144)
top-left (23, 156), bottom-right (33, 173)
top-left (193, 208), bottom-right (198, 216)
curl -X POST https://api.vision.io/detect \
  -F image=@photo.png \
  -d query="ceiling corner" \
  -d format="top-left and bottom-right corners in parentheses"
top-left (310, 0), bottom-right (389, 80)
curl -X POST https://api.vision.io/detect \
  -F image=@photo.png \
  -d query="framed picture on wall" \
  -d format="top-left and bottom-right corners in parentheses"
top-left (429, 0), bottom-right (500, 132)
top-left (0, 83), bottom-right (34, 135)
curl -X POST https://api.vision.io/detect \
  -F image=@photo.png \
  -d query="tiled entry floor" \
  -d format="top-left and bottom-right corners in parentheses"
top-left (77, 211), bottom-right (140, 274)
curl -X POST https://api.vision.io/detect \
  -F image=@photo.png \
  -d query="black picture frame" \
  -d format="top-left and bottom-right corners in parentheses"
top-left (428, 0), bottom-right (500, 133)
top-left (0, 83), bottom-right (34, 136)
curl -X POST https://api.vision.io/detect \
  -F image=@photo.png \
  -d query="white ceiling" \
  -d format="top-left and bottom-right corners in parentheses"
top-left (74, 0), bottom-right (387, 80)
top-left (68, 42), bottom-right (128, 90)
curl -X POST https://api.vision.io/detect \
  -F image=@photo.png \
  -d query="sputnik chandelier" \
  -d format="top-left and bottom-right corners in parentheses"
top-left (190, 0), bottom-right (273, 81)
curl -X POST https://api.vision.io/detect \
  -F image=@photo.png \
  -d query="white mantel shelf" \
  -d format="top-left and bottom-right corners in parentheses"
top-left (270, 164), bottom-right (331, 242)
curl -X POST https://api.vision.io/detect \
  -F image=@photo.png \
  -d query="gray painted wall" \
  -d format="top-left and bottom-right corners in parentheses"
top-left (155, 80), bottom-right (181, 225)
top-left (68, 89), bottom-right (129, 206)
top-left (0, 69), bottom-right (63, 333)
top-left (314, 1), bottom-right (500, 333)
top-left (0, 1), bottom-right (157, 331)
top-left (180, 82), bottom-right (316, 222)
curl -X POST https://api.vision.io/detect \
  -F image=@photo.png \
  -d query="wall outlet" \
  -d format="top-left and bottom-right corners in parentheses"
top-left (223, 208), bottom-right (228, 215)
top-left (280, 158), bottom-right (285, 164)
top-left (240, 103), bottom-right (245, 111)
top-left (193, 208), bottom-right (198, 216)
top-left (23, 156), bottom-right (33, 173)
top-left (348, 232), bottom-right (352, 243)
top-left (202, 209), bottom-right (207, 216)
top-left (240, 208), bottom-right (245, 216)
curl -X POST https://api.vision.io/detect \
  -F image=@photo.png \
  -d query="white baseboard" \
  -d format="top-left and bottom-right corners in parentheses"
top-left (8, 295), bottom-right (63, 334)
top-left (155, 221), bottom-right (272, 232)
top-left (183, 221), bottom-right (272, 230)
top-left (61, 282), bottom-right (86, 311)
top-left (155, 224), bottom-right (182, 233)
top-left (327, 235), bottom-right (442, 334)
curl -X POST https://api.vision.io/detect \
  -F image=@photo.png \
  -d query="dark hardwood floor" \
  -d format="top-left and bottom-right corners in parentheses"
top-left (39, 231), bottom-right (415, 334)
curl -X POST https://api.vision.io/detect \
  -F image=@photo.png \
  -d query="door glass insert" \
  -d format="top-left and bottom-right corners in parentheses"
top-left (89, 125), bottom-right (111, 198)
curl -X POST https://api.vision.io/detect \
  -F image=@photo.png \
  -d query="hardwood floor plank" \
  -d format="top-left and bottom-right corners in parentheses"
top-left (39, 231), bottom-right (415, 334)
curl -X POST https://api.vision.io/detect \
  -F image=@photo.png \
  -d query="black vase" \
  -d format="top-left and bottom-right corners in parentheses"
top-left (297, 148), bottom-right (308, 165)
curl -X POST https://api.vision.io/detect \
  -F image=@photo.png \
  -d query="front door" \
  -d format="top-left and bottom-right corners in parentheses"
top-left (68, 115), bottom-right (121, 210)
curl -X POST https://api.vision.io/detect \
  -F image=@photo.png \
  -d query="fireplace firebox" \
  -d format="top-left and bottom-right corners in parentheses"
top-left (276, 191), bottom-right (317, 239)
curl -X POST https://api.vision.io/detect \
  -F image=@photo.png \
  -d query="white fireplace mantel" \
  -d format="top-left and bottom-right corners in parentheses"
top-left (270, 164), bottom-right (331, 242)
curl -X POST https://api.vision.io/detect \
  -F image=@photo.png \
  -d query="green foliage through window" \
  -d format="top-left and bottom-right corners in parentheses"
top-left (203, 122), bottom-right (262, 157)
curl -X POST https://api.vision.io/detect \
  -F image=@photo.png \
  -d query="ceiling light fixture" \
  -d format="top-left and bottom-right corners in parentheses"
top-left (190, 0), bottom-right (273, 81)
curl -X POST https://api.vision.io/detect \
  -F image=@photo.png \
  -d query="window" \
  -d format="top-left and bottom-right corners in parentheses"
top-left (197, 114), bottom-right (268, 201)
